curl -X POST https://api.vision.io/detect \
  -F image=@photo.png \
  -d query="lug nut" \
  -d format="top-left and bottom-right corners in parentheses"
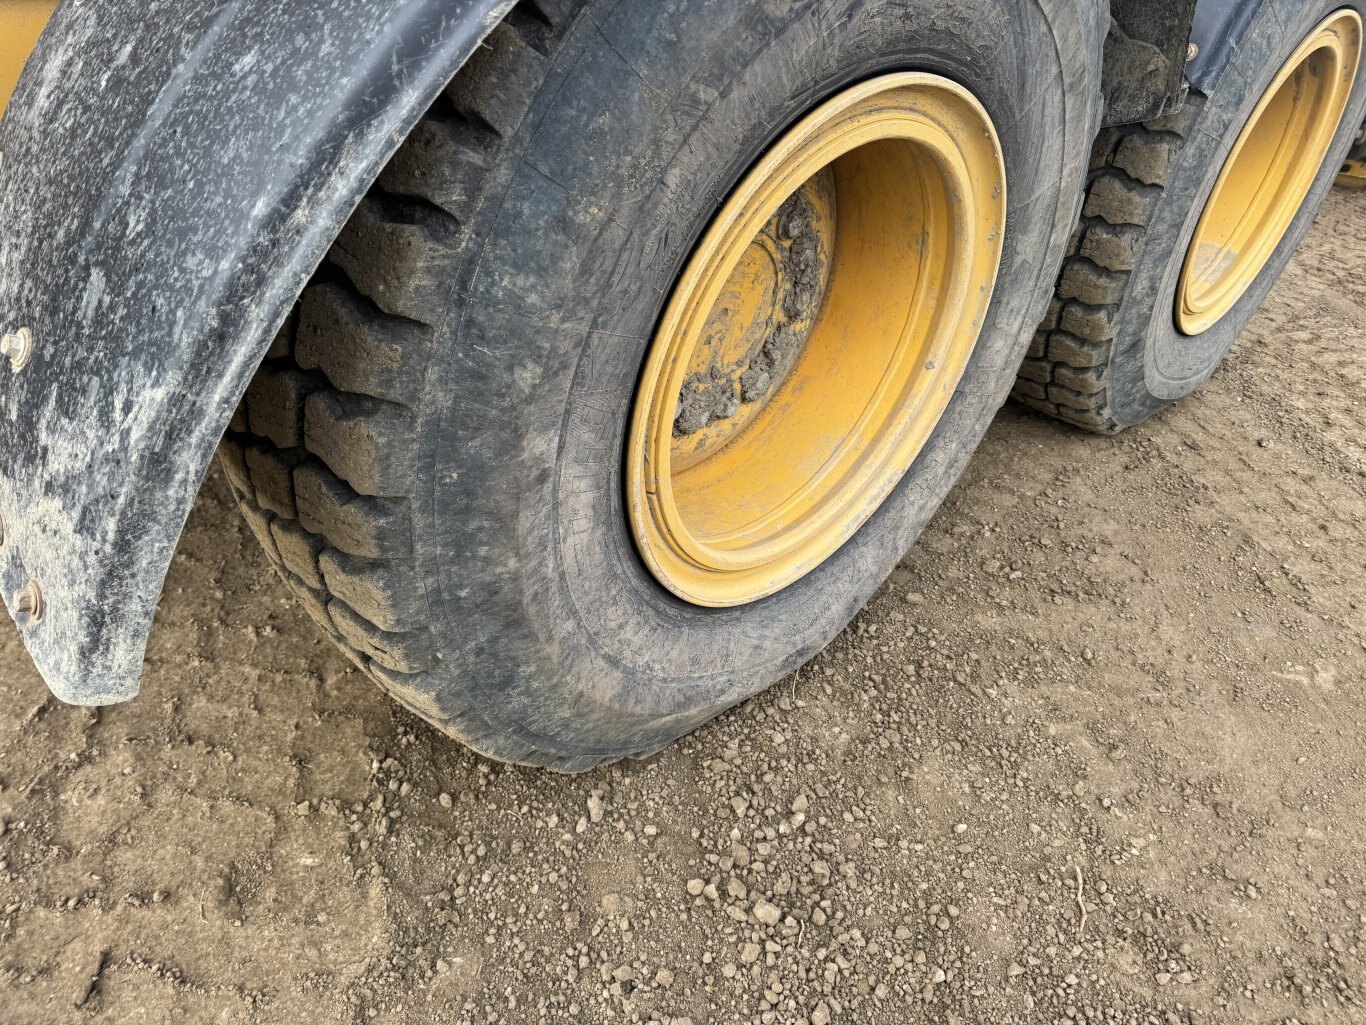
top-left (1, 326), bottom-right (33, 372)
top-left (14, 579), bottom-right (43, 624)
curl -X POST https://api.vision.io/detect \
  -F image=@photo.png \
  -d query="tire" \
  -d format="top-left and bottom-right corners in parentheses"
top-left (219, 0), bottom-right (1104, 770)
top-left (1014, 0), bottom-right (1366, 433)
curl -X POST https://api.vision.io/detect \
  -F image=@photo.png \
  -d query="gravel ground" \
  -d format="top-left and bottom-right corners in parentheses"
top-left (1, 189), bottom-right (1365, 1025)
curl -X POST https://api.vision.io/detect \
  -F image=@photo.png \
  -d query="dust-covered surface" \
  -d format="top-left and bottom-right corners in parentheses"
top-left (2, 191), bottom-right (1365, 1024)
top-left (0, 0), bottom-right (513, 705)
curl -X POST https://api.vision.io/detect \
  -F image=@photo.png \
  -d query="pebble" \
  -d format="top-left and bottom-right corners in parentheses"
top-left (586, 793), bottom-right (605, 824)
top-left (753, 899), bottom-right (782, 926)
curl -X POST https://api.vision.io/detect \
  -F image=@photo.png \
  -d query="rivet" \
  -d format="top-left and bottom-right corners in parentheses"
top-left (1, 326), bottom-right (33, 372)
top-left (14, 579), bottom-right (43, 624)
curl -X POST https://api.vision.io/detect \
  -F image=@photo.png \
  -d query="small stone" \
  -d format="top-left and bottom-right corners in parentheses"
top-left (686, 879), bottom-right (705, 896)
top-left (655, 968), bottom-right (674, 988)
top-left (811, 1001), bottom-right (832, 1025)
top-left (586, 793), bottom-right (606, 824)
top-left (438, 792), bottom-right (452, 808)
top-left (740, 942), bottom-right (761, 964)
top-left (953, 823), bottom-right (968, 834)
top-left (931, 968), bottom-right (946, 984)
top-left (1007, 962), bottom-right (1025, 978)
top-left (754, 899), bottom-right (782, 926)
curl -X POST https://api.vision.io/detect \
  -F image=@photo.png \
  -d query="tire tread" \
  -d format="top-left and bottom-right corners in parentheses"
top-left (1011, 94), bottom-right (1201, 434)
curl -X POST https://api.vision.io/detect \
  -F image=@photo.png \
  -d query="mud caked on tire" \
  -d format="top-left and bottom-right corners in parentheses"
top-left (220, 0), bottom-right (1103, 770)
top-left (1015, 0), bottom-right (1366, 433)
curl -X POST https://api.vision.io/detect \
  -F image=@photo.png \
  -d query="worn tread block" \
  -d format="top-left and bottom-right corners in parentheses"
top-left (367, 663), bottom-right (457, 726)
top-left (270, 518), bottom-right (327, 590)
top-left (1054, 404), bottom-right (1111, 428)
top-left (328, 599), bottom-right (433, 674)
top-left (1012, 378), bottom-right (1049, 401)
top-left (1081, 172), bottom-right (1159, 226)
top-left (1039, 298), bottom-right (1063, 332)
top-left (327, 196), bottom-right (459, 325)
top-left (244, 367), bottom-right (321, 449)
top-left (1016, 357), bottom-right (1054, 384)
top-left (319, 549), bottom-right (423, 634)
top-left (1047, 381), bottom-right (1103, 407)
top-left (379, 117), bottom-right (495, 222)
top-left (295, 282), bottom-right (433, 407)
top-left (305, 391), bottom-right (416, 498)
top-left (1058, 300), bottom-right (1119, 343)
top-left (1054, 364), bottom-right (1106, 395)
top-left (1113, 131), bottom-right (1179, 186)
top-left (1079, 222), bottom-right (1143, 273)
top-left (218, 439), bottom-right (253, 499)
top-left (446, 22), bottom-right (548, 138)
top-left (1047, 331), bottom-right (1108, 369)
top-left (294, 462), bottom-right (411, 561)
top-left (245, 446), bottom-right (305, 519)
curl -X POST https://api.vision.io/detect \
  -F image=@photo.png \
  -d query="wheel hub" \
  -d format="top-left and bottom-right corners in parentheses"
top-left (671, 171), bottom-right (836, 471)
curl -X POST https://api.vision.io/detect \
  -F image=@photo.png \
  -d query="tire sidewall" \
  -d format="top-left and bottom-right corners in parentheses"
top-left (1108, 0), bottom-right (1366, 426)
top-left (419, 0), bottom-right (1100, 757)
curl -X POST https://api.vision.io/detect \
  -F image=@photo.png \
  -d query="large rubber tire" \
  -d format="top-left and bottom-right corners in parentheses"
top-left (1014, 0), bottom-right (1366, 433)
top-left (219, 0), bottom-right (1104, 770)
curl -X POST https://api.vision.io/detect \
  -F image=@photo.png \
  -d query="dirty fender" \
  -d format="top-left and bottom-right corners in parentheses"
top-left (0, 0), bottom-right (514, 703)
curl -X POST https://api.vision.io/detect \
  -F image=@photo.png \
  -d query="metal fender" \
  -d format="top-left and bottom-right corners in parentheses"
top-left (0, 0), bottom-right (515, 703)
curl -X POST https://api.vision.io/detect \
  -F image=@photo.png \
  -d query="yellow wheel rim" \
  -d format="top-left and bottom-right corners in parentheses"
top-left (0, 1), bottom-right (57, 117)
top-left (626, 73), bottom-right (1006, 607)
top-left (1177, 10), bottom-right (1363, 336)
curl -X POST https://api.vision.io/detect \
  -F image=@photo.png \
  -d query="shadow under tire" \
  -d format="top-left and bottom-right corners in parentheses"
top-left (221, 0), bottom-right (1103, 770)
top-left (1015, 0), bottom-right (1366, 434)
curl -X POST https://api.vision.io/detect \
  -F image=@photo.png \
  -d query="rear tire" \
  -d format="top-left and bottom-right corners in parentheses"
top-left (220, 0), bottom-right (1103, 770)
top-left (1014, 0), bottom-right (1366, 433)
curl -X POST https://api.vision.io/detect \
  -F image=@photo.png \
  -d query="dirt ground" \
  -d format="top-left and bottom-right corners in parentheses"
top-left (3, 189), bottom-right (1366, 1025)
